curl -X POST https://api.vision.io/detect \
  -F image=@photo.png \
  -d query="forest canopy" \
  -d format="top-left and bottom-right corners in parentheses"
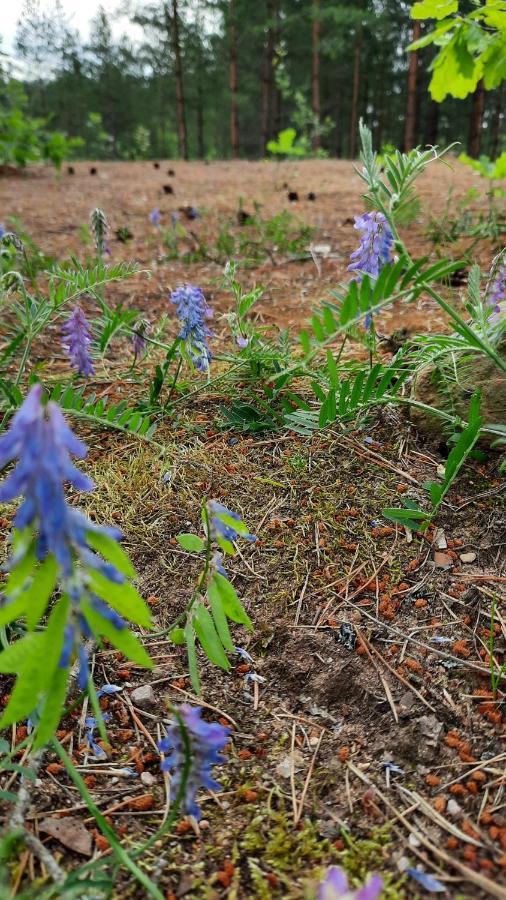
top-left (1, 0), bottom-right (505, 162)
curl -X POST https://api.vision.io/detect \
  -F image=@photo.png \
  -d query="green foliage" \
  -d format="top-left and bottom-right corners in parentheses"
top-left (409, 1), bottom-right (506, 101)
top-left (458, 150), bottom-right (506, 179)
top-left (0, 80), bottom-right (82, 170)
top-left (171, 506), bottom-right (254, 694)
top-left (267, 128), bottom-right (307, 158)
top-left (357, 119), bottom-right (454, 227)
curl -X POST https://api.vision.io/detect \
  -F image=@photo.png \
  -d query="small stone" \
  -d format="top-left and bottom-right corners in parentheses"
top-left (399, 691), bottom-right (416, 716)
top-left (459, 551), bottom-right (477, 564)
top-left (130, 684), bottom-right (155, 708)
top-left (275, 751), bottom-right (304, 779)
top-left (434, 551), bottom-right (453, 569)
top-left (141, 771), bottom-right (156, 787)
top-left (447, 798), bottom-right (462, 817)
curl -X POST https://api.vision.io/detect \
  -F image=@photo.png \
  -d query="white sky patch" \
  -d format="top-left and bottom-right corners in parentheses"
top-left (2, 0), bottom-right (143, 60)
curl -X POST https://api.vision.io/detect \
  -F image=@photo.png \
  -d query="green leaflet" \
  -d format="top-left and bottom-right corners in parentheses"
top-left (208, 579), bottom-right (235, 653)
top-left (210, 574), bottom-right (253, 628)
top-left (86, 531), bottom-right (136, 579)
top-left (193, 602), bottom-right (231, 671)
top-left (185, 621), bottom-right (201, 695)
top-left (81, 601), bottom-right (153, 669)
top-left (0, 596), bottom-right (69, 729)
top-left (87, 570), bottom-right (153, 628)
top-left (176, 533), bottom-right (206, 553)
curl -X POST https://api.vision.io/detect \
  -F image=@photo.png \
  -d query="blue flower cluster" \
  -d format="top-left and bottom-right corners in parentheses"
top-left (318, 866), bottom-right (383, 900)
top-left (158, 704), bottom-right (229, 820)
top-left (0, 385), bottom-right (129, 688)
top-left (208, 500), bottom-right (256, 545)
top-left (61, 304), bottom-right (94, 377)
top-left (170, 283), bottom-right (213, 372)
top-left (348, 212), bottom-right (394, 281)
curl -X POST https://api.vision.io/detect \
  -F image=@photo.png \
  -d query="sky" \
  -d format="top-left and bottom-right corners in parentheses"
top-left (1, 0), bottom-right (142, 61)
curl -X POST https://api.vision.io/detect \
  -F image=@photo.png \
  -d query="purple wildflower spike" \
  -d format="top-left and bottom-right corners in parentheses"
top-left (349, 212), bottom-right (393, 281)
top-left (318, 866), bottom-right (383, 900)
top-left (149, 207), bottom-right (161, 227)
top-left (158, 704), bottom-right (229, 819)
top-left (170, 283), bottom-right (213, 372)
top-left (207, 500), bottom-right (256, 545)
top-left (132, 320), bottom-right (149, 359)
top-left (62, 304), bottom-right (94, 377)
top-left (485, 250), bottom-right (506, 315)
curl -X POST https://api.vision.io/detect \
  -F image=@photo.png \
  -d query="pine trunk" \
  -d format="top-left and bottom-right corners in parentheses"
top-left (171, 0), bottom-right (188, 160)
top-left (467, 79), bottom-right (485, 158)
top-left (424, 99), bottom-right (439, 146)
top-left (229, 0), bottom-right (239, 159)
top-left (335, 72), bottom-right (342, 157)
top-left (311, 0), bottom-right (321, 152)
top-left (404, 20), bottom-right (421, 151)
top-left (260, 0), bottom-right (275, 155)
top-left (349, 8), bottom-right (363, 159)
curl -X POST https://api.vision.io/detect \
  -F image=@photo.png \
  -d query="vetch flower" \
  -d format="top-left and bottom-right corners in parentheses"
top-left (349, 212), bottom-right (393, 282)
top-left (158, 704), bottom-right (229, 819)
top-left (149, 207), bottom-right (161, 227)
top-left (0, 386), bottom-right (129, 662)
top-left (207, 500), bottom-right (256, 546)
top-left (212, 551), bottom-right (228, 578)
top-left (170, 283), bottom-right (213, 372)
top-left (85, 714), bottom-right (110, 758)
top-left (318, 866), bottom-right (383, 900)
top-left (132, 319), bottom-right (149, 360)
top-left (61, 304), bottom-right (94, 377)
top-left (236, 335), bottom-right (249, 349)
top-left (485, 250), bottom-right (506, 316)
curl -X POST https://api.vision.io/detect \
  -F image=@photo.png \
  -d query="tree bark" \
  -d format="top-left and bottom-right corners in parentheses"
top-left (170, 0), bottom-right (188, 160)
top-left (335, 71), bottom-right (343, 157)
top-left (229, 0), bottom-right (239, 159)
top-left (260, 0), bottom-right (275, 155)
top-left (467, 79), bottom-right (485, 158)
top-left (349, 6), bottom-right (363, 159)
top-left (424, 98), bottom-right (439, 147)
top-left (404, 20), bottom-right (421, 151)
top-left (311, 0), bottom-right (321, 152)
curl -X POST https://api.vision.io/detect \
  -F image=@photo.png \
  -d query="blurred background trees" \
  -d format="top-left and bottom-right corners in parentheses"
top-left (0, 0), bottom-right (504, 161)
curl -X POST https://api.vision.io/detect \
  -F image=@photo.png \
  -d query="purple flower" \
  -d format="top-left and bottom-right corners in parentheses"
top-left (171, 212), bottom-right (179, 227)
top-left (0, 223), bottom-right (6, 239)
top-left (61, 304), bottom-right (94, 377)
top-left (0, 386), bottom-right (129, 679)
top-left (236, 335), bottom-right (249, 349)
top-left (485, 250), bottom-right (505, 316)
top-left (349, 212), bottom-right (393, 282)
top-left (158, 704), bottom-right (229, 819)
top-left (212, 551), bottom-right (228, 578)
top-left (149, 207), bottom-right (161, 227)
top-left (170, 283), bottom-right (213, 372)
top-left (132, 320), bottom-right (149, 359)
top-left (207, 500), bottom-right (256, 545)
top-left (318, 866), bottom-right (383, 900)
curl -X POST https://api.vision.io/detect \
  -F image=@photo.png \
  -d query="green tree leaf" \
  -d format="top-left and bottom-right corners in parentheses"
top-left (412, 0), bottom-right (458, 20)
